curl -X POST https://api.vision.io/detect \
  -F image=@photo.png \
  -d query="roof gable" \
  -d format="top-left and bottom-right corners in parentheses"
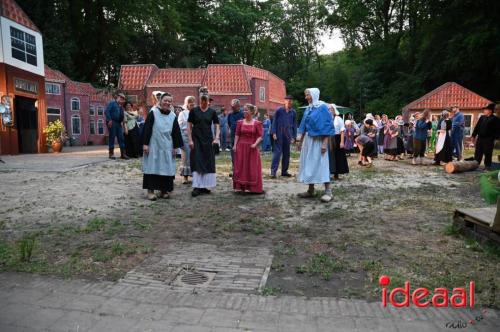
top-left (0, 0), bottom-right (40, 32)
top-left (205, 64), bottom-right (251, 95)
top-left (403, 82), bottom-right (492, 111)
top-left (44, 65), bottom-right (67, 83)
top-left (148, 68), bottom-right (206, 87)
top-left (119, 64), bottom-right (158, 91)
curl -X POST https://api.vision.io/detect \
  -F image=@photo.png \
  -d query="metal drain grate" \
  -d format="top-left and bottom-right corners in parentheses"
top-left (173, 270), bottom-right (216, 288)
top-left (180, 272), bottom-right (209, 285)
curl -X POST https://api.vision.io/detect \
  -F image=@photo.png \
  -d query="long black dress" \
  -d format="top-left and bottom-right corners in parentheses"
top-left (434, 119), bottom-right (452, 163)
top-left (188, 106), bottom-right (219, 175)
top-left (329, 134), bottom-right (349, 176)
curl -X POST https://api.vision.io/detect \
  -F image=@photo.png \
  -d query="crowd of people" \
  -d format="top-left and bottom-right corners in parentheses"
top-left (103, 87), bottom-right (499, 202)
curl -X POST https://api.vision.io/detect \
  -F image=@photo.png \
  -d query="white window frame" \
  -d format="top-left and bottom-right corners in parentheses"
top-left (89, 120), bottom-right (96, 135)
top-left (464, 114), bottom-right (473, 137)
top-left (47, 107), bottom-right (61, 124)
top-left (71, 97), bottom-right (80, 111)
top-left (97, 106), bottom-right (104, 116)
top-left (71, 115), bottom-right (81, 135)
top-left (45, 83), bottom-right (61, 95)
top-left (259, 87), bottom-right (266, 102)
top-left (89, 105), bottom-right (96, 116)
top-left (97, 119), bottom-right (104, 135)
top-left (10, 26), bottom-right (37, 66)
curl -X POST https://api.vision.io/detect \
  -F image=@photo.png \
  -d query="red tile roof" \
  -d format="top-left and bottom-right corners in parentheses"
top-left (0, 0), bottom-right (39, 32)
top-left (44, 65), bottom-right (67, 83)
top-left (244, 65), bottom-right (269, 81)
top-left (119, 64), bottom-right (158, 91)
top-left (269, 73), bottom-right (286, 104)
top-left (403, 82), bottom-right (492, 111)
top-left (205, 64), bottom-right (252, 95)
top-left (90, 90), bottom-right (112, 103)
top-left (148, 68), bottom-right (206, 87)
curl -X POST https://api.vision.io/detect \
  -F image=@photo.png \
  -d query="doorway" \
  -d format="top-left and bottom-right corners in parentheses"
top-left (15, 96), bottom-right (38, 153)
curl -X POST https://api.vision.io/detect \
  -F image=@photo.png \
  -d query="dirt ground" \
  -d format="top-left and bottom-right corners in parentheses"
top-left (0, 148), bottom-right (499, 307)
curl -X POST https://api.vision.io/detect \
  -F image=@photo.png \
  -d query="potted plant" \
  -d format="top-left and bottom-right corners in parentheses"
top-left (43, 120), bottom-right (65, 153)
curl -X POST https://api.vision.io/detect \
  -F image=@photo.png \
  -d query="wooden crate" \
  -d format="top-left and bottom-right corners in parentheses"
top-left (453, 206), bottom-right (500, 244)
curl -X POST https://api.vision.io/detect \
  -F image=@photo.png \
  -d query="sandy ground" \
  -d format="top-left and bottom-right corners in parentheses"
top-left (0, 146), bottom-right (499, 307)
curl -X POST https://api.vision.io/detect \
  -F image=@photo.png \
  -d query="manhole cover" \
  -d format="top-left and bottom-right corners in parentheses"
top-left (173, 270), bottom-right (216, 288)
top-left (180, 272), bottom-right (208, 285)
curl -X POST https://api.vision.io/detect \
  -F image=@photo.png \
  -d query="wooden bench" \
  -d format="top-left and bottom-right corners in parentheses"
top-left (453, 199), bottom-right (500, 243)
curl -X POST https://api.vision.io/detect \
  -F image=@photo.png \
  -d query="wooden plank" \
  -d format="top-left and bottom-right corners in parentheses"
top-left (455, 208), bottom-right (496, 227)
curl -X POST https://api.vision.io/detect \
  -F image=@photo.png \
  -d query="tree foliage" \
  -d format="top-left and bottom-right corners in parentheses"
top-left (18, 0), bottom-right (500, 118)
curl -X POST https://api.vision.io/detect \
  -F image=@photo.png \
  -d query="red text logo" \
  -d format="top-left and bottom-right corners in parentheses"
top-left (379, 275), bottom-right (475, 308)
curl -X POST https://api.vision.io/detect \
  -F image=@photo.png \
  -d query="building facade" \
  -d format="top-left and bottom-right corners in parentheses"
top-left (402, 82), bottom-right (493, 138)
top-left (118, 64), bottom-right (286, 114)
top-left (0, 0), bottom-right (46, 154)
top-left (45, 65), bottom-right (112, 146)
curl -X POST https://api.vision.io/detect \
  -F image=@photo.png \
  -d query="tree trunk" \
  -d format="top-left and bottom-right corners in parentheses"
top-left (444, 160), bottom-right (479, 174)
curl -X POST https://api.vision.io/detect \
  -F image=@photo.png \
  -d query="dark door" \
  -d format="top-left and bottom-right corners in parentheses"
top-left (15, 96), bottom-right (38, 153)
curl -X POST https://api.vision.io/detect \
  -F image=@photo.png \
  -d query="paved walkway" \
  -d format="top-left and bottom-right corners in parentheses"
top-left (0, 273), bottom-right (498, 331)
top-left (0, 146), bottom-right (112, 172)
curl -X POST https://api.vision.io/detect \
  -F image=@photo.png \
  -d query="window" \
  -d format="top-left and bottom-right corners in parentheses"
top-left (89, 120), bottom-right (96, 135)
top-left (47, 108), bottom-right (61, 124)
top-left (97, 119), bottom-right (104, 135)
top-left (89, 106), bottom-right (95, 116)
top-left (71, 97), bottom-right (80, 111)
top-left (97, 106), bottom-right (104, 116)
top-left (71, 115), bottom-right (81, 135)
top-left (464, 114), bottom-right (473, 136)
top-left (128, 95), bottom-right (138, 103)
top-left (259, 87), bottom-right (266, 102)
top-left (45, 83), bottom-right (61, 95)
top-left (10, 26), bottom-right (37, 66)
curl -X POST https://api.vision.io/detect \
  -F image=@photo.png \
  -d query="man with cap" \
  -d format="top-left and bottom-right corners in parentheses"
top-left (227, 99), bottom-right (244, 176)
top-left (270, 95), bottom-right (297, 178)
top-left (105, 92), bottom-right (128, 160)
top-left (472, 103), bottom-right (500, 170)
top-left (451, 105), bottom-right (465, 160)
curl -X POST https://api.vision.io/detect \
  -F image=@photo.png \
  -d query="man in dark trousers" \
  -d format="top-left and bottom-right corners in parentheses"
top-left (472, 103), bottom-right (500, 170)
top-left (270, 95), bottom-right (297, 178)
top-left (227, 99), bottom-right (244, 177)
top-left (105, 92), bottom-right (129, 160)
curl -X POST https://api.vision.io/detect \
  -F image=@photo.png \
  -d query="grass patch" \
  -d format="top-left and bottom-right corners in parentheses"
top-left (83, 218), bottom-right (107, 233)
top-left (17, 234), bottom-right (37, 262)
top-left (444, 223), bottom-right (461, 236)
top-left (305, 253), bottom-right (345, 280)
top-left (261, 286), bottom-right (282, 296)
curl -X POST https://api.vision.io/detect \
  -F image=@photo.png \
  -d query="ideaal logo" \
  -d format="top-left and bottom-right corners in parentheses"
top-left (379, 275), bottom-right (491, 329)
top-left (379, 275), bottom-right (474, 308)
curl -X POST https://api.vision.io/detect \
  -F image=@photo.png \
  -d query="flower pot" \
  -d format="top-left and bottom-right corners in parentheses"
top-left (51, 141), bottom-right (63, 153)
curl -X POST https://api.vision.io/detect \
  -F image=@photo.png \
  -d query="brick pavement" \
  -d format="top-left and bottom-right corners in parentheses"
top-left (0, 272), bottom-right (498, 331)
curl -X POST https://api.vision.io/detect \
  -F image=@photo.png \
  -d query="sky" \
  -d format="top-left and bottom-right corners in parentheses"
top-left (318, 29), bottom-right (345, 55)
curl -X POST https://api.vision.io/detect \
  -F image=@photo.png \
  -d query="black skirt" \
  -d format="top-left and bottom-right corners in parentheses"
top-left (329, 134), bottom-right (349, 175)
top-left (125, 125), bottom-right (140, 158)
top-left (143, 174), bottom-right (174, 192)
top-left (396, 137), bottom-right (405, 154)
top-left (434, 136), bottom-right (453, 163)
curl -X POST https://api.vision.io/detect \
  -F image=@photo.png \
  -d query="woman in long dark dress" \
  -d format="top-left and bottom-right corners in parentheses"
top-left (142, 93), bottom-right (183, 200)
top-left (328, 104), bottom-right (349, 180)
top-left (188, 90), bottom-right (220, 197)
top-left (433, 110), bottom-right (453, 165)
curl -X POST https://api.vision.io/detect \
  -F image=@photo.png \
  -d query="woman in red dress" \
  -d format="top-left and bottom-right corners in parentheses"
top-left (233, 104), bottom-right (264, 194)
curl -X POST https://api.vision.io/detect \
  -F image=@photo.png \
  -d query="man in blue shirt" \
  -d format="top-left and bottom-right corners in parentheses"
top-left (105, 93), bottom-right (128, 159)
top-left (271, 95), bottom-right (297, 178)
top-left (227, 99), bottom-right (244, 177)
top-left (218, 107), bottom-right (230, 151)
top-left (451, 106), bottom-right (465, 160)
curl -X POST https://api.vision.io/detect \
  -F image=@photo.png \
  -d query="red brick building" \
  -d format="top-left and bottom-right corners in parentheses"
top-left (118, 64), bottom-right (286, 114)
top-left (402, 82), bottom-right (493, 137)
top-left (0, 0), bottom-right (47, 154)
top-left (45, 65), bottom-right (112, 146)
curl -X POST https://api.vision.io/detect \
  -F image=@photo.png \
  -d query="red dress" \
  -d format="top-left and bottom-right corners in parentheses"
top-left (233, 120), bottom-right (263, 193)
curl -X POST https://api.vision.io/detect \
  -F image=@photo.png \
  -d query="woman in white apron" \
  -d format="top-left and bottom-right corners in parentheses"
top-left (142, 93), bottom-right (183, 200)
top-left (433, 110), bottom-right (453, 165)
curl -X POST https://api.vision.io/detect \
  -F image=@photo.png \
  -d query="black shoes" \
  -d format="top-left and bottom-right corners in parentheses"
top-left (270, 174), bottom-right (277, 179)
top-left (281, 173), bottom-right (293, 177)
top-left (192, 188), bottom-right (211, 197)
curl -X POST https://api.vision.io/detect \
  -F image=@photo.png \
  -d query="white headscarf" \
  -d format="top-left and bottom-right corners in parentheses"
top-left (306, 88), bottom-right (323, 108)
top-left (330, 104), bottom-right (340, 116)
